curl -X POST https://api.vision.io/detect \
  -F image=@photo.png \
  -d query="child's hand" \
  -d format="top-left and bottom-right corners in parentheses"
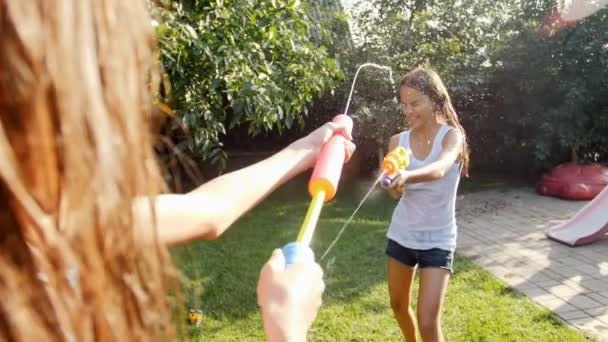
top-left (257, 249), bottom-right (325, 342)
top-left (382, 170), bottom-right (407, 194)
top-left (380, 173), bottom-right (399, 189)
top-left (288, 119), bottom-right (356, 170)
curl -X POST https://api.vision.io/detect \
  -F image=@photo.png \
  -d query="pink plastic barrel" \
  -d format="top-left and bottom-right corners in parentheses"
top-left (308, 115), bottom-right (353, 201)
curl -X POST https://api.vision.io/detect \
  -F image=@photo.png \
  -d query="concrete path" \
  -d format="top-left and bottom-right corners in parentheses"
top-left (456, 188), bottom-right (608, 341)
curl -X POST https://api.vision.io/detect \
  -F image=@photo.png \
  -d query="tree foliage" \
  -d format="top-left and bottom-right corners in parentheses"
top-left (155, 0), bottom-right (344, 165)
top-left (348, 0), bottom-right (535, 169)
top-left (346, 0), bottom-right (608, 175)
top-left (491, 7), bottom-right (608, 165)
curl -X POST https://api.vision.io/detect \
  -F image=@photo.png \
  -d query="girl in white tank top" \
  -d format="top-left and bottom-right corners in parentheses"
top-left (382, 66), bottom-right (470, 342)
top-left (386, 124), bottom-right (460, 251)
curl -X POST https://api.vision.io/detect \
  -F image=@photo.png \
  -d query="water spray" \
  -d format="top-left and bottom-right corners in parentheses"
top-left (343, 63), bottom-right (395, 117)
top-left (281, 63), bottom-right (395, 267)
top-left (319, 146), bottom-right (409, 260)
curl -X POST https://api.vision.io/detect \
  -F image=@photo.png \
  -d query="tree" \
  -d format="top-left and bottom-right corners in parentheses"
top-left (344, 0), bottom-right (608, 176)
top-left (346, 0), bottom-right (533, 171)
top-left (154, 0), bottom-right (344, 166)
top-left (489, 5), bottom-right (608, 168)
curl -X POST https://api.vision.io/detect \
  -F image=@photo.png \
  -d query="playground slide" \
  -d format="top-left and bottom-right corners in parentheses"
top-left (546, 186), bottom-right (608, 246)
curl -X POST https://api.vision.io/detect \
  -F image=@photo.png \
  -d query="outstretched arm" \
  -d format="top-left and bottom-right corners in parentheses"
top-left (135, 121), bottom-right (355, 246)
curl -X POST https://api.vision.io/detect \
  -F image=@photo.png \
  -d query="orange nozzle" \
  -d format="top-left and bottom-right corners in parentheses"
top-left (308, 114), bottom-right (353, 201)
top-left (381, 146), bottom-right (409, 177)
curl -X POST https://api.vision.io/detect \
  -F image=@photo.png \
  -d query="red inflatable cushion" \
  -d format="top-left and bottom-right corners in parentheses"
top-left (537, 163), bottom-right (608, 200)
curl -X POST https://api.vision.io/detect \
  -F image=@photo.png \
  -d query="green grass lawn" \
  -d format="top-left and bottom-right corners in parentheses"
top-left (171, 175), bottom-right (592, 341)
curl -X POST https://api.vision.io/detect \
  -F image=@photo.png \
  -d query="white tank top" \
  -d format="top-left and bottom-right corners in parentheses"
top-left (386, 124), bottom-right (461, 251)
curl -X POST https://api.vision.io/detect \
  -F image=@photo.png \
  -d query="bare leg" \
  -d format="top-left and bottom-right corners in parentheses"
top-left (388, 258), bottom-right (418, 342)
top-left (417, 268), bottom-right (450, 342)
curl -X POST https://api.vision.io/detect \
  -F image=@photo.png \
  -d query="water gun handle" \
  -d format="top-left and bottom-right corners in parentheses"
top-left (282, 242), bottom-right (315, 269)
top-left (381, 174), bottom-right (400, 188)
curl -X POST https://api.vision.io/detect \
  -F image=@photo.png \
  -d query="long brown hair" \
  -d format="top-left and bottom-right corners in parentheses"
top-left (400, 66), bottom-right (470, 176)
top-left (0, 0), bottom-right (177, 340)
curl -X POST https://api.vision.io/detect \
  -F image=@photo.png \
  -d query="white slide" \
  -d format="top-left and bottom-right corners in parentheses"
top-left (546, 186), bottom-right (608, 246)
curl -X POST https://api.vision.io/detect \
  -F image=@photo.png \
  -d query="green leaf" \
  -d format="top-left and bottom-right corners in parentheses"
top-left (156, 0), bottom-right (343, 165)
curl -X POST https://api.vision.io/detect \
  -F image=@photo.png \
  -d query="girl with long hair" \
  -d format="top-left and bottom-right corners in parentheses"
top-left (0, 1), bottom-right (354, 340)
top-left (383, 66), bottom-right (469, 342)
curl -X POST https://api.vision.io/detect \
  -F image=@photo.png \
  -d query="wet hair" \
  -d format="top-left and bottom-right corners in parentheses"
top-left (401, 65), bottom-right (470, 176)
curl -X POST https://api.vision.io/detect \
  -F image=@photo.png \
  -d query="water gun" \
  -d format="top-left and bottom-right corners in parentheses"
top-left (282, 114), bottom-right (353, 267)
top-left (380, 146), bottom-right (409, 190)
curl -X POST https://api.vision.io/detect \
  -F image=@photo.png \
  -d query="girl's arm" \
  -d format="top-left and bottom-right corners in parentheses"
top-left (135, 121), bottom-right (355, 247)
top-left (395, 129), bottom-right (463, 187)
top-left (384, 134), bottom-right (403, 199)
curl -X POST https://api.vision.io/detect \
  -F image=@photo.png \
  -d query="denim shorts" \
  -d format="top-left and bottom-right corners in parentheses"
top-left (385, 239), bottom-right (454, 272)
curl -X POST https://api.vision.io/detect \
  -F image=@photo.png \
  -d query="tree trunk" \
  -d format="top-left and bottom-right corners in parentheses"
top-left (571, 145), bottom-right (580, 163)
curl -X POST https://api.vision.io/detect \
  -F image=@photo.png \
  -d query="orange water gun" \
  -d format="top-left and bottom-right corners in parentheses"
top-left (380, 146), bottom-right (409, 190)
